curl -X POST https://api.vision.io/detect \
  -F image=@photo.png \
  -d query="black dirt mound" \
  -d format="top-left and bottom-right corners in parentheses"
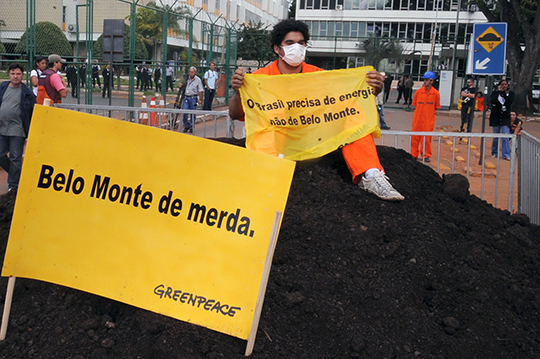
top-left (1, 142), bottom-right (539, 359)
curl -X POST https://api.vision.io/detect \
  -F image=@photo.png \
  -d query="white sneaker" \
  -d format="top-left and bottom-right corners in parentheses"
top-left (359, 169), bottom-right (404, 201)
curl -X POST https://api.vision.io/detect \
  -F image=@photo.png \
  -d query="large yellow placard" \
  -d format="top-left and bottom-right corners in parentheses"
top-left (2, 106), bottom-right (296, 340)
top-left (240, 66), bottom-right (381, 161)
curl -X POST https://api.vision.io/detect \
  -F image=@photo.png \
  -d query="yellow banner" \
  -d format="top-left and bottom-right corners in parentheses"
top-left (2, 106), bottom-right (296, 340)
top-left (240, 66), bottom-right (381, 161)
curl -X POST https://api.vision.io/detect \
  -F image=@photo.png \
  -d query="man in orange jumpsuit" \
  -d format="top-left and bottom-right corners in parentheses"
top-left (411, 71), bottom-right (441, 162)
top-left (229, 19), bottom-right (404, 201)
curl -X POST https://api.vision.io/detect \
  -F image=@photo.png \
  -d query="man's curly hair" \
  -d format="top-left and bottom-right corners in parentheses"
top-left (270, 19), bottom-right (310, 54)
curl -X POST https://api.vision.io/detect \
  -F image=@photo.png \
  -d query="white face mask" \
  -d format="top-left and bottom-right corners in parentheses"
top-left (280, 43), bottom-right (307, 66)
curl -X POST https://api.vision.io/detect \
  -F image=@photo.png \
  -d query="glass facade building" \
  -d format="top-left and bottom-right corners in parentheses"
top-left (296, 0), bottom-right (488, 77)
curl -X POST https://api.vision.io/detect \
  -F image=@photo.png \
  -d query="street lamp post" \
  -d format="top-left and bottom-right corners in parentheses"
top-left (428, 0), bottom-right (441, 71)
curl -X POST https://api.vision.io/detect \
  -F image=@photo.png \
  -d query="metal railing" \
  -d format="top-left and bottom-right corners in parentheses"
top-left (518, 131), bottom-right (540, 225)
top-left (376, 130), bottom-right (517, 211)
top-left (55, 104), bottom-right (235, 139)
top-left (48, 107), bottom-right (532, 216)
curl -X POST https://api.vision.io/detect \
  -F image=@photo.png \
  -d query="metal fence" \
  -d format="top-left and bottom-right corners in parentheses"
top-left (518, 131), bottom-right (540, 225)
top-left (0, 0), bottom-right (239, 107)
top-left (56, 103), bottom-right (236, 139)
top-left (376, 130), bottom-right (518, 211)
top-left (53, 103), bottom-right (523, 213)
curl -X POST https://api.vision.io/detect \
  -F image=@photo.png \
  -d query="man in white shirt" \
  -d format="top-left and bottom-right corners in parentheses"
top-left (166, 64), bottom-right (175, 92)
top-left (203, 62), bottom-right (219, 110)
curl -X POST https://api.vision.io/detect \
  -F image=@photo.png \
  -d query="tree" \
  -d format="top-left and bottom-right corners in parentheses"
top-left (289, 0), bottom-right (297, 18)
top-left (237, 22), bottom-right (274, 68)
top-left (388, 41), bottom-right (412, 74)
top-left (93, 23), bottom-right (149, 60)
top-left (130, 1), bottom-right (191, 58)
top-left (14, 21), bottom-right (71, 56)
top-left (135, 5), bottom-right (161, 51)
top-left (476, 0), bottom-right (540, 112)
top-left (361, 34), bottom-right (401, 70)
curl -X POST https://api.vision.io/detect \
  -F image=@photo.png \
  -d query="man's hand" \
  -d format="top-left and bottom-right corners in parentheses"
top-left (231, 67), bottom-right (245, 92)
top-left (366, 70), bottom-right (385, 96)
top-left (229, 67), bottom-right (246, 120)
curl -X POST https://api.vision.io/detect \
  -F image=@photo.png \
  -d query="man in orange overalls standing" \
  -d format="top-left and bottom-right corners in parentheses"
top-left (411, 71), bottom-right (441, 162)
top-left (229, 19), bottom-right (404, 201)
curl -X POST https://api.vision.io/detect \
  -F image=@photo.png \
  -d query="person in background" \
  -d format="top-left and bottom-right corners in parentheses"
top-left (154, 66), bottom-right (161, 92)
top-left (410, 71), bottom-right (441, 163)
top-left (476, 92), bottom-right (486, 112)
top-left (180, 66), bottom-right (203, 133)
top-left (0, 63), bottom-right (36, 191)
top-left (383, 74), bottom-right (392, 103)
top-left (460, 78), bottom-right (477, 133)
top-left (403, 75), bottom-right (413, 105)
top-left (30, 55), bottom-right (48, 96)
top-left (92, 62), bottom-right (101, 89)
top-left (203, 62), bottom-right (219, 111)
top-left (102, 63), bottom-right (112, 99)
top-left (230, 19), bottom-right (403, 201)
top-left (144, 65), bottom-right (153, 91)
top-left (65, 62), bottom-right (78, 98)
top-left (432, 75), bottom-right (440, 91)
top-left (395, 75), bottom-right (405, 104)
top-left (166, 63), bottom-right (175, 92)
top-left (376, 84), bottom-right (390, 130)
top-left (36, 54), bottom-right (68, 105)
top-left (79, 63), bottom-right (86, 89)
top-left (489, 80), bottom-right (514, 160)
top-left (135, 64), bottom-right (142, 90)
top-left (510, 111), bottom-right (523, 136)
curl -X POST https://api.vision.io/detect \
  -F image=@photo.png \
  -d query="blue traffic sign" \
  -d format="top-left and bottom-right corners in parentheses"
top-left (472, 23), bottom-right (507, 75)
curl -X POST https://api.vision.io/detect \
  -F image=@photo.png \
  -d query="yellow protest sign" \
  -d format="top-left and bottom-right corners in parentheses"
top-left (240, 66), bottom-right (381, 161)
top-left (2, 106), bottom-right (295, 340)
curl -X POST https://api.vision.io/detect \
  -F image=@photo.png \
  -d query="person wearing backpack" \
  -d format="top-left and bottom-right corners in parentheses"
top-left (36, 54), bottom-right (68, 105)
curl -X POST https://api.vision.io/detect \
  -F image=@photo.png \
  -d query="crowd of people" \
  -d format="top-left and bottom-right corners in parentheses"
top-left (0, 54), bottom-right (227, 192)
top-left (29, 59), bottom-right (225, 108)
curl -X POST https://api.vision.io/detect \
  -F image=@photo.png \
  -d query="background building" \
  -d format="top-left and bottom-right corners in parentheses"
top-left (296, 0), bottom-right (487, 80)
top-left (0, 0), bottom-right (288, 61)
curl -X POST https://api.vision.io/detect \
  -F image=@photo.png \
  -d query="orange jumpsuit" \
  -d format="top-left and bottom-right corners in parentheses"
top-left (476, 95), bottom-right (485, 112)
top-left (411, 86), bottom-right (441, 159)
top-left (249, 60), bottom-right (383, 184)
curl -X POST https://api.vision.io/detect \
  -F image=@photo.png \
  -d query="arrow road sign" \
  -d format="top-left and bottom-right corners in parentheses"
top-left (475, 58), bottom-right (491, 70)
top-left (471, 23), bottom-right (507, 75)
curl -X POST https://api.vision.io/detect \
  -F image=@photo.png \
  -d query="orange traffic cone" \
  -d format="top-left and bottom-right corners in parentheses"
top-left (149, 96), bottom-right (157, 126)
top-left (139, 96), bottom-right (148, 125)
